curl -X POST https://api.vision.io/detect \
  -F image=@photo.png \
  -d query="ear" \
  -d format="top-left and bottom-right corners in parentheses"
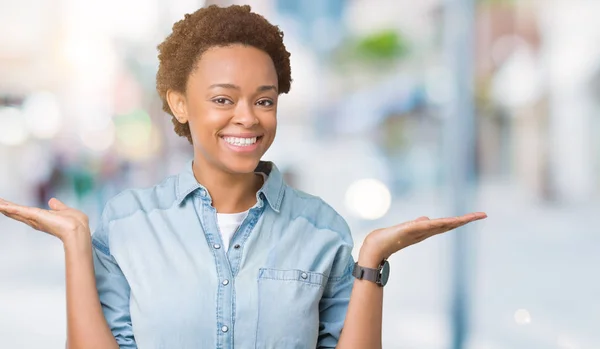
top-left (166, 89), bottom-right (189, 124)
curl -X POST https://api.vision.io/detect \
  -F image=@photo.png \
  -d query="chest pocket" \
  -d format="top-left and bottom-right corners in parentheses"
top-left (255, 268), bottom-right (327, 349)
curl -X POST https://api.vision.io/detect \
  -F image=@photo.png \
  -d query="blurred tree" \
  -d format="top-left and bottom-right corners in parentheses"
top-left (354, 30), bottom-right (409, 61)
top-left (334, 29), bottom-right (410, 66)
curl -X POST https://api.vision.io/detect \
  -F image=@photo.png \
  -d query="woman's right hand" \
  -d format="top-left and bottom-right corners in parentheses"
top-left (0, 197), bottom-right (90, 243)
top-left (2, 196), bottom-right (120, 349)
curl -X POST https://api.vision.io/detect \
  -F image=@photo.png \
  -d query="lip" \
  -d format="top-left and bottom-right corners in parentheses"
top-left (220, 133), bottom-right (264, 138)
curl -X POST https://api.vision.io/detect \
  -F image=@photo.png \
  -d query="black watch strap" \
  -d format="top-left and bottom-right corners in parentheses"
top-left (351, 260), bottom-right (390, 287)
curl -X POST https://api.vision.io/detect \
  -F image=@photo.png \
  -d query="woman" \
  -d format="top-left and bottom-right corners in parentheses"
top-left (0, 5), bottom-right (486, 349)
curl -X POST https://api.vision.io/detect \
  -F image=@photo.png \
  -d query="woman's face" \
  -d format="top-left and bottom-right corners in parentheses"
top-left (168, 44), bottom-right (279, 174)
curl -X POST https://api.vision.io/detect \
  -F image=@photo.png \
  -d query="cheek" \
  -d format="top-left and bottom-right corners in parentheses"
top-left (188, 108), bottom-right (228, 142)
top-left (263, 116), bottom-right (277, 148)
top-left (262, 111), bottom-right (277, 131)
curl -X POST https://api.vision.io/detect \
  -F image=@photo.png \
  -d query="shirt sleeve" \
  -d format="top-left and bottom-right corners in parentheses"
top-left (316, 214), bottom-right (356, 348)
top-left (92, 208), bottom-right (137, 349)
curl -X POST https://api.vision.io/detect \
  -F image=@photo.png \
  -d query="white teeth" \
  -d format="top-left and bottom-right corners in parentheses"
top-left (223, 136), bottom-right (258, 146)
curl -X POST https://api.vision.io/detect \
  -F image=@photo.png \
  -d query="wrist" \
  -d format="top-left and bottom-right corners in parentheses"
top-left (358, 239), bottom-right (386, 269)
top-left (62, 227), bottom-right (92, 253)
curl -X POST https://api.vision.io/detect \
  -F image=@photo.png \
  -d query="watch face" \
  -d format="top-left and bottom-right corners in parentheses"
top-left (379, 261), bottom-right (390, 286)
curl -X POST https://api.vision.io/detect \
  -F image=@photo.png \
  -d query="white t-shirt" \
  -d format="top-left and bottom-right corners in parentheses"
top-left (217, 211), bottom-right (248, 251)
top-left (216, 173), bottom-right (265, 251)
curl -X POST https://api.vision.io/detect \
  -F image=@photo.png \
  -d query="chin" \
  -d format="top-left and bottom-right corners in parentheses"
top-left (220, 157), bottom-right (262, 175)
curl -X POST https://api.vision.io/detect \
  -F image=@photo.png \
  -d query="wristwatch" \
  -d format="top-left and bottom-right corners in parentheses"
top-left (352, 260), bottom-right (390, 287)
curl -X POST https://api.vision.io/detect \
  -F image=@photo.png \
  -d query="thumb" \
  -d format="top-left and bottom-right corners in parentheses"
top-left (48, 198), bottom-right (69, 211)
top-left (414, 216), bottom-right (430, 222)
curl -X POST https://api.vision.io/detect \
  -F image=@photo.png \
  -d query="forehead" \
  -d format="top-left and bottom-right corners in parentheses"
top-left (190, 44), bottom-right (278, 86)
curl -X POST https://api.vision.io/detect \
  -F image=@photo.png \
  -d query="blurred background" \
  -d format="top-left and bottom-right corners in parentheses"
top-left (1, 0), bottom-right (599, 348)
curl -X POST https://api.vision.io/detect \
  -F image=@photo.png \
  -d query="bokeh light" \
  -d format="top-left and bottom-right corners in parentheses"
top-left (22, 92), bottom-right (63, 139)
top-left (115, 109), bottom-right (158, 160)
top-left (514, 309), bottom-right (532, 325)
top-left (345, 178), bottom-right (392, 220)
top-left (80, 120), bottom-right (116, 152)
top-left (0, 107), bottom-right (29, 146)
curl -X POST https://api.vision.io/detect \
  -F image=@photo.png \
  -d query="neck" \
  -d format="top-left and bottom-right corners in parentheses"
top-left (192, 157), bottom-right (263, 213)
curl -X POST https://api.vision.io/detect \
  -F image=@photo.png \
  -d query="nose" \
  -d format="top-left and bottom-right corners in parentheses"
top-left (232, 101), bottom-right (259, 128)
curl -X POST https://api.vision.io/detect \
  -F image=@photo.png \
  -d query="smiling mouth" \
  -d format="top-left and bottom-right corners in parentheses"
top-left (221, 135), bottom-right (263, 147)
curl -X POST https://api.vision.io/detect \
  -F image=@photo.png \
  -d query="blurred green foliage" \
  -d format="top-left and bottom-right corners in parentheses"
top-left (354, 30), bottom-right (409, 60)
top-left (332, 29), bottom-right (410, 67)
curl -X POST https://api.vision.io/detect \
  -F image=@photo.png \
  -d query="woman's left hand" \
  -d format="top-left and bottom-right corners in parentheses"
top-left (359, 212), bottom-right (487, 266)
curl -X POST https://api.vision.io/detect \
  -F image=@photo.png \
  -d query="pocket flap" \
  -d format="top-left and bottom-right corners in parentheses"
top-left (258, 268), bottom-right (327, 287)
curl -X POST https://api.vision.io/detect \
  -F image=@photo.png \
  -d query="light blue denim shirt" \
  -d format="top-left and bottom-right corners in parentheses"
top-left (91, 160), bottom-right (355, 349)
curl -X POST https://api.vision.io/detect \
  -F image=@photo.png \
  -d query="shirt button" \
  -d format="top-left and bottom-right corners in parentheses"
top-left (233, 244), bottom-right (241, 249)
top-left (222, 279), bottom-right (229, 286)
top-left (301, 272), bottom-right (308, 279)
top-left (213, 243), bottom-right (221, 249)
top-left (200, 189), bottom-right (207, 197)
top-left (221, 325), bottom-right (229, 333)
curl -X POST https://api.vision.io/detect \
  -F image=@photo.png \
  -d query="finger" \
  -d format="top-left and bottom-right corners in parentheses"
top-left (460, 212), bottom-right (487, 220)
top-left (0, 203), bottom-right (44, 220)
top-left (389, 212), bottom-right (485, 238)
top-left (399, 216), bottom-right (430, 229)
top-left (451, 213), bottom-right (487, 227)
top-left (435, 212), bottom-right (486, 225)
top-left (439, 216), bottom-right (470, 229)
top-left (48, 198), bottom-right (69, 211)
top-left (1, 210), bottom-right (39, 229)
top-left (402, 217), bottom-right (457, 237)
top-left (0, 200), bottom-right (22, 215)
top-left (0, 197), bottom-right (14, 207)
top-left (2, 205), bottom-right (60, 234)
top-left (0, 204), bottom-right (55, 231)
top-left (427, 213), bottom-right (486, 233)
top-left (0, 197), bottom-right (23, 206)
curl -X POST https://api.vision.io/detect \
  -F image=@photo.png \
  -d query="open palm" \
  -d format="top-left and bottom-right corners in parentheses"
top-left (0, 197), bottom-right (89, 242)
top-left (366, 212), bottom-right (487, 261)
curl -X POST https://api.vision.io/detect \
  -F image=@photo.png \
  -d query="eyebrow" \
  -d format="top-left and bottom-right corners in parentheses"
top-left (208, 83), bottom-right (278, 93)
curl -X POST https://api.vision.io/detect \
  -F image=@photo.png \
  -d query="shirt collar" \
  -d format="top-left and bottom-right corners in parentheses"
top-left (175, 159), bottom-right (285, 212)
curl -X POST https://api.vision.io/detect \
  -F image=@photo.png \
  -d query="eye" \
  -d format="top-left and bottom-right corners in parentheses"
top-left (212, 98), bottom-right (233, 105)
top-left (256, 99), bottom-right (274, 107)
